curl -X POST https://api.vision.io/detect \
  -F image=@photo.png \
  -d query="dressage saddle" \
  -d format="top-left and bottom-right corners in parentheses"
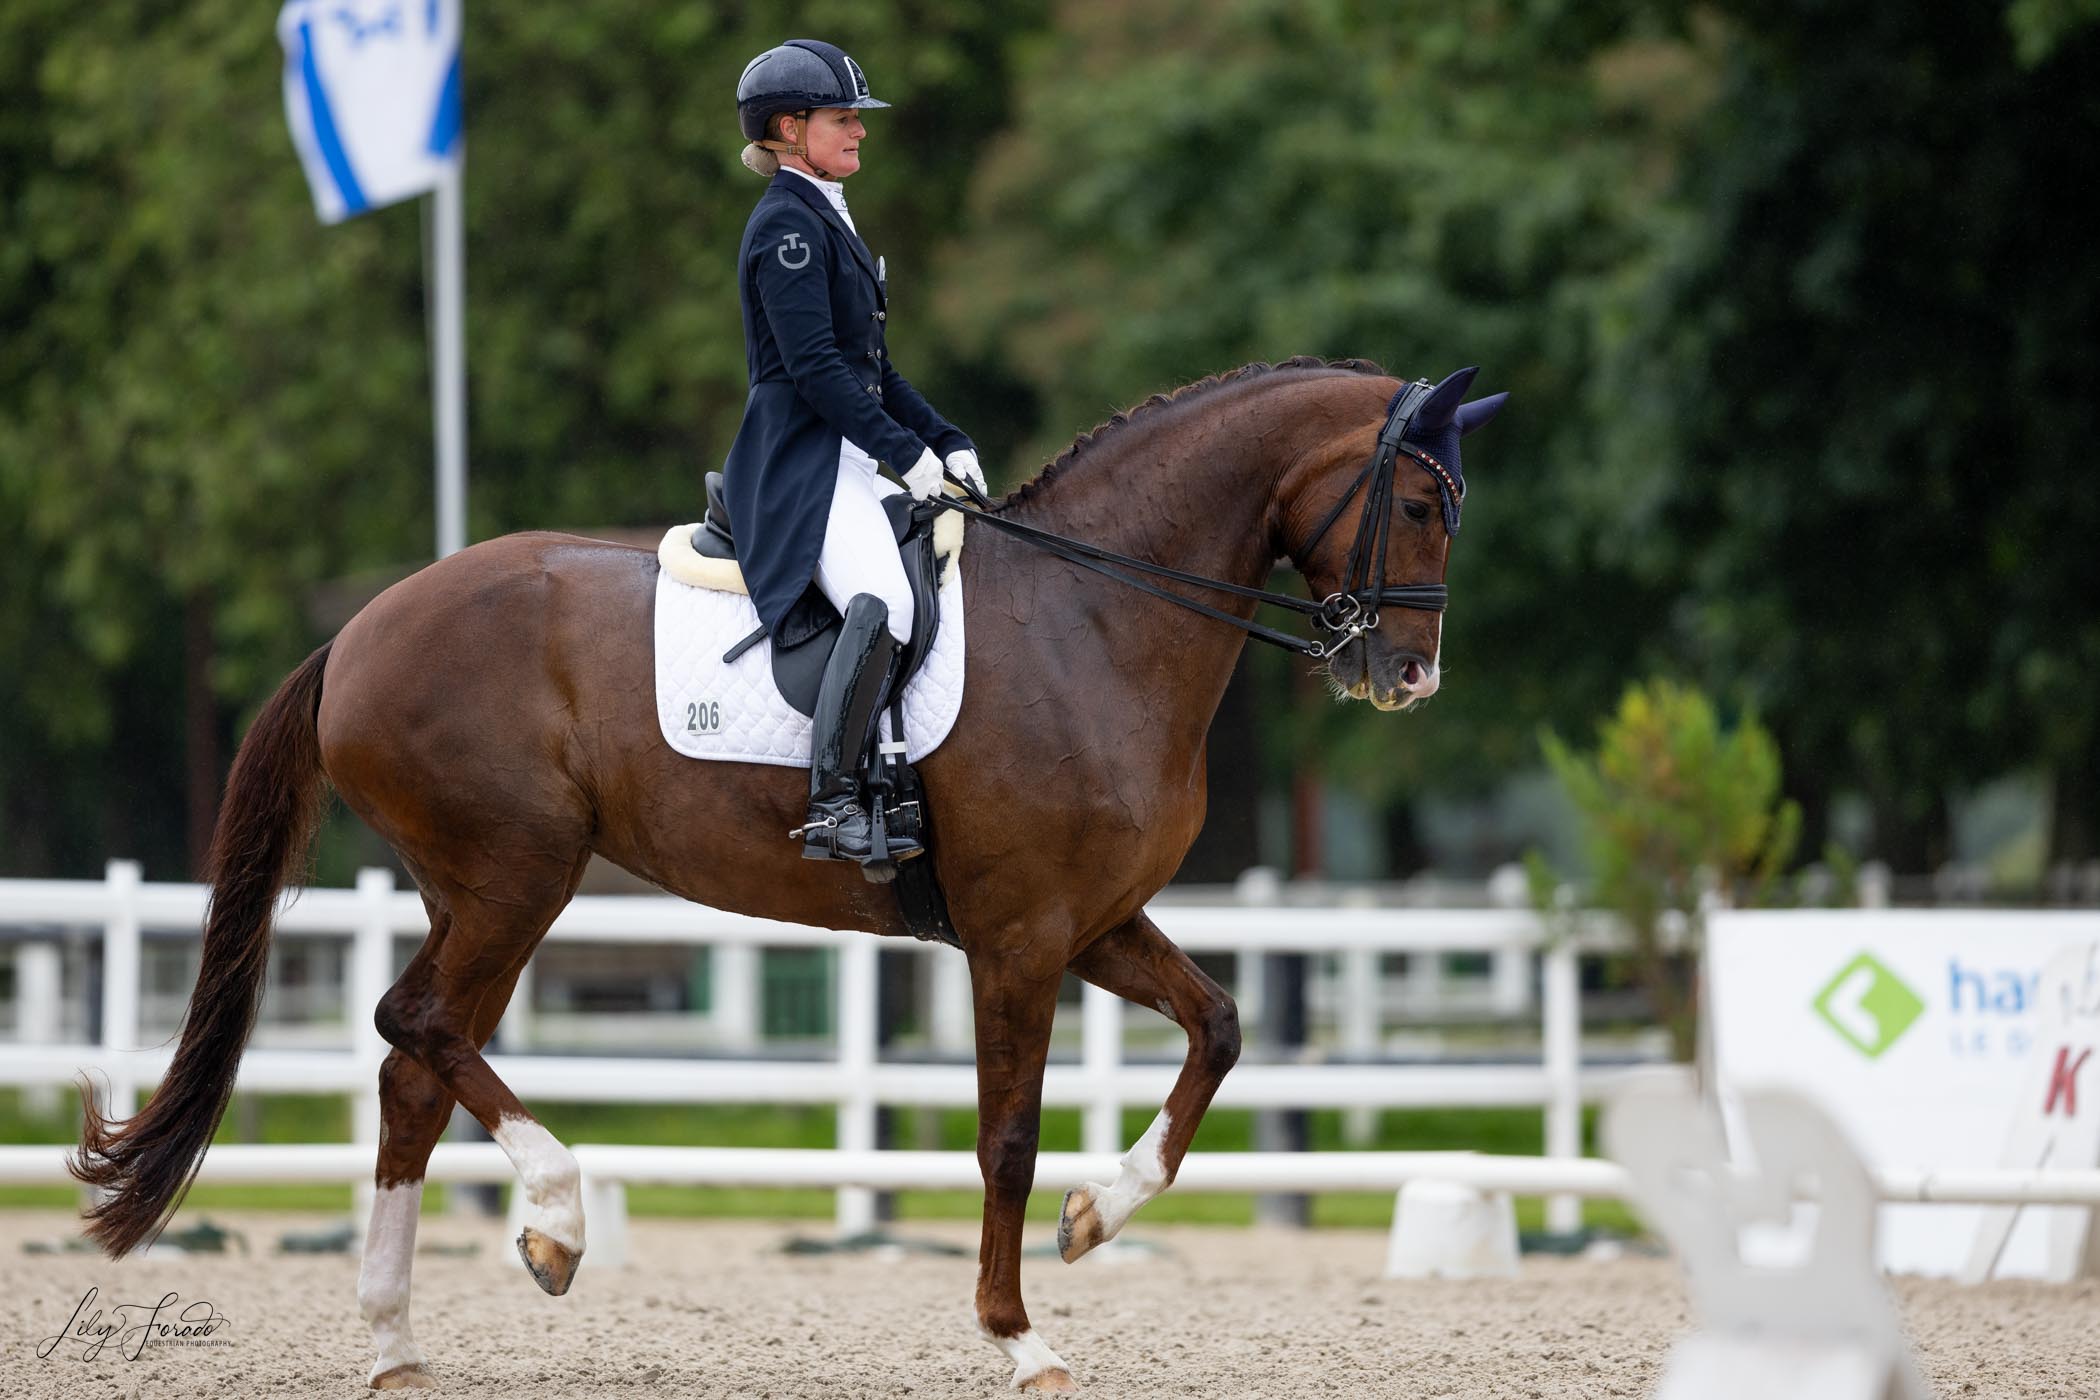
top-left (696, 469), bottom-right (944, 717)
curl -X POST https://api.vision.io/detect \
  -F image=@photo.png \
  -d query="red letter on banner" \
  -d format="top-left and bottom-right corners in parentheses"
top-left (2044, 1046), bottom-right (2092, 1117)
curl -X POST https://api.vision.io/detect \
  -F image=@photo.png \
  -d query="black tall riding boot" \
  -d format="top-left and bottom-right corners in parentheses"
top-left (798, 594), bottom-right (900, 870)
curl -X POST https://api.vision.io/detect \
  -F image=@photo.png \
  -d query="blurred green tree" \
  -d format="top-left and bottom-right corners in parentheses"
top-left (1541, 678), bottom-right (1800, 1059)
top-left (1593, 2), bottom-right (2100, 867)
top-left (938, 0), bottom-right (1699, 839)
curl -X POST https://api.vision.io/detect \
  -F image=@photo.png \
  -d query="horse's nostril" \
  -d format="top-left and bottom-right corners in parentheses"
top-left (1402, 659), bottom-right (1425, 686)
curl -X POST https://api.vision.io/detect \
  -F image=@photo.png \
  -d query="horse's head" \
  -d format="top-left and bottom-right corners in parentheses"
top-left (1280, 366), bottom-right (1507, 711)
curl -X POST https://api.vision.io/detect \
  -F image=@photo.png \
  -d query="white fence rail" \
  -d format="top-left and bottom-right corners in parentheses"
top-left (2, 862), bottom-right (1639, 1236)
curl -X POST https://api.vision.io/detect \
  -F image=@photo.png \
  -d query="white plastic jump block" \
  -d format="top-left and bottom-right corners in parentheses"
top-left (1383, 1178), bottom-right (1519, 1280)
top-left (1604, 1084), bottom-right (1934, 1400)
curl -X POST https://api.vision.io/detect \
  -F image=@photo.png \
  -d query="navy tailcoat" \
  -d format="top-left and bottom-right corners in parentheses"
top-left (720, 171), bottom-right (973, 644)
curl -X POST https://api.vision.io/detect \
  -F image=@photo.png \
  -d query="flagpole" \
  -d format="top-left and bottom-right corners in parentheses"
top-left (428, 157), bottom-right (467, 559)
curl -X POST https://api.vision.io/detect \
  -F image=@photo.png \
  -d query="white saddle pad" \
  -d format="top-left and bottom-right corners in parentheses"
top-left (651, 508), bottom-right (966, 768)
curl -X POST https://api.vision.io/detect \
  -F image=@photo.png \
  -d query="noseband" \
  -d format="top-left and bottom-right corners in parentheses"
top-left (930, 379), bottom-right (1456, 660)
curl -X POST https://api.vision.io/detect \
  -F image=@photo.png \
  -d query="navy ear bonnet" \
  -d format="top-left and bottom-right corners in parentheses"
top-left (1381, 367), bottom-right (1507, 536)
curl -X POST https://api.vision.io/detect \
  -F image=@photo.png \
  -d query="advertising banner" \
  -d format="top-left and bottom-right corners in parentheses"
top-left (1706, 910), bottom-right (2100, 1277)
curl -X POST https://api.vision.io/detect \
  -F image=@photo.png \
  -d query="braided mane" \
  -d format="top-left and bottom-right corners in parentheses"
top-left (1002, 355), bottom-right (1392, 507)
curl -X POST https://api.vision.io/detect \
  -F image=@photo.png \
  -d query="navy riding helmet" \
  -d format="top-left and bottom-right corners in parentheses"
top-left (737, 40), bottom-right (889, 141)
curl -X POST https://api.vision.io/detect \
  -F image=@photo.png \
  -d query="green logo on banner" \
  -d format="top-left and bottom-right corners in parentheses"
top-left (1812, 951), bottom-right (1925, 1059)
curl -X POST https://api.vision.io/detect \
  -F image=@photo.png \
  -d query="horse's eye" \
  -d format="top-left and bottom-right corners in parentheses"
top-left (1402, 500), bottom-right (1430, 523)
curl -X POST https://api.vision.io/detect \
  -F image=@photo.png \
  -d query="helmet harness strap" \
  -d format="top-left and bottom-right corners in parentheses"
top-left (760, 110), bottom-right (840, 181)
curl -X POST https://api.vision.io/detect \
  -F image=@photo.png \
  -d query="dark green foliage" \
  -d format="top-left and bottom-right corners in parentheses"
top-left (2, 0), bottom-right (2093, 878)
top-left (1595, 2), bottom-right (2100, 866)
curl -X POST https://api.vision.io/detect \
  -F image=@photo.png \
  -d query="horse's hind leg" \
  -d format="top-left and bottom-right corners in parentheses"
top-left (1058, 912), bottom-right (1241, 1262)
top-left (373, 855), bottom-right (592, 1299)
top-left (362, 900), bottom-right (531, 1390)
top-left (361, 1049), bottom-right (451, 1390)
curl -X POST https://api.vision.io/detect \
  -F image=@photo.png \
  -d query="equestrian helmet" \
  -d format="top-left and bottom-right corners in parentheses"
top-left (737, 39), bottom-right (889, 141)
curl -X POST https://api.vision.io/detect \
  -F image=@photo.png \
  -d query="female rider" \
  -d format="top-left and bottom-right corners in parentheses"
top-left (722, 40), bottom-right (987, 878)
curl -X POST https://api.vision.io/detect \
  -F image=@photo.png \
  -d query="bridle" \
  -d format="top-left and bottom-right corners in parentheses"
top-left (1292, 375), bottom-right (1461, 652)
top-left (929, 378), bottom-right (1459, 660)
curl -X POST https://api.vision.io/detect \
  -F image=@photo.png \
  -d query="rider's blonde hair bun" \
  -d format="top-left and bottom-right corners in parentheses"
top-left (741, 141), bottom-right (781, 177)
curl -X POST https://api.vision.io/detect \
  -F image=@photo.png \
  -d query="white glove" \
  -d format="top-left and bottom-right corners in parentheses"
top-left (945, 447), bottom-right (988, 495)
top-left (902, 446), bottom-right (945, 501)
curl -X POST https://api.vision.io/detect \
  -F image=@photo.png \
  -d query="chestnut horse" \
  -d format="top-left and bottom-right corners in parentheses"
top-left (69, 356), bottom-right (1505, 1391)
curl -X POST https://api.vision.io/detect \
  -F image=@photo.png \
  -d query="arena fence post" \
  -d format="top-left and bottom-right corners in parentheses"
top-left (350, 866), bottom-right (396, 1238)
top-left (100, 859), bottom-right (142, 1126)
top-left (1341, 946), bottom-right (1380, 1146)
top-left (1542, 938), bottom-right (1582, 1236)
top-left (19, 938), bottom-right (62, 1116)
top-left (1081, 980), bottom-right (1123, 1159)
top-left (835, 935), bottom-right (879, 1235)
top-left (930, 944), bottom-right (973, 1054)
top-left (711, 942), bottom-right (760, 1050)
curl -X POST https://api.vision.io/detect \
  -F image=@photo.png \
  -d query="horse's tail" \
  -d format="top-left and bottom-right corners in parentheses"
top-left (68, 639), bottom-right (335, 1257)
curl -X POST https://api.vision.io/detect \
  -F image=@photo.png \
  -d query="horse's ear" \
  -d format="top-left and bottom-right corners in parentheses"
top-left (1414, 366), bottom-right (1479, 433)
top-left (1456, 391), bottom-right (1508, 437)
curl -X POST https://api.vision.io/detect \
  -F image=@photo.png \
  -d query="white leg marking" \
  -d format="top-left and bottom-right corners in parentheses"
top-left (979, 1324), bottom-right (1071, 1388)
top-left (492, 1114), bottom-right (585, 1253)
top-left (1088, 1107), bottom-right (1173, 1241)
top-left (359, 1181), bottom-right (427, 1382)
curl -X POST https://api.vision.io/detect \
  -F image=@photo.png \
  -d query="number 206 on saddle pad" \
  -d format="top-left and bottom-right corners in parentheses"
top-left (651, 494), bottom-right (968, 767)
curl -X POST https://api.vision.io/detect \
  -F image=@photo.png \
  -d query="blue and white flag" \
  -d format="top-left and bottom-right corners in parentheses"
top-left (278, 0), bottom-right (462, 224)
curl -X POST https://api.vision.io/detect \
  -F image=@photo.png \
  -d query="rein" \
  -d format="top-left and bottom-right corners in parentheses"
top-left (929, 379), bottom-right (1455, 660)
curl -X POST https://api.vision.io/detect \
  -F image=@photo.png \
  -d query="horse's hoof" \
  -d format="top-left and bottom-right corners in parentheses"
top-left (1057, 1185), bottom-right (1105, 1263)
top-left (516, 1226), bottom-right (581, 1296)
top-left (1019, 1367), bottom-right (1079, 1391)
top-left (370, 1361), bottom-right (439, 1390)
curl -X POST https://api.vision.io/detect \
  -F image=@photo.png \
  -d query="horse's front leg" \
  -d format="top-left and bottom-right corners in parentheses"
top-left (966, 947), bottom-right (1076, 1391)
top-left (1058, 911), bottom-right (1241, 1261)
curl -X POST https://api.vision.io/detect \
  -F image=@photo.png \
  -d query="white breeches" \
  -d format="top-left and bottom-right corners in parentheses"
top-left (814, 438), bottom-right (914, 646)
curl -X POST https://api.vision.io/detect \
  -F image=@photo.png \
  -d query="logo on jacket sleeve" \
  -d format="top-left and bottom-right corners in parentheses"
top-left (776, 232), bottom-right (811, 269)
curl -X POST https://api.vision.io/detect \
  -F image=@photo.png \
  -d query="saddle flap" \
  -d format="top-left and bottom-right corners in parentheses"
top-left (768, 597), bottom-right (842, 717)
